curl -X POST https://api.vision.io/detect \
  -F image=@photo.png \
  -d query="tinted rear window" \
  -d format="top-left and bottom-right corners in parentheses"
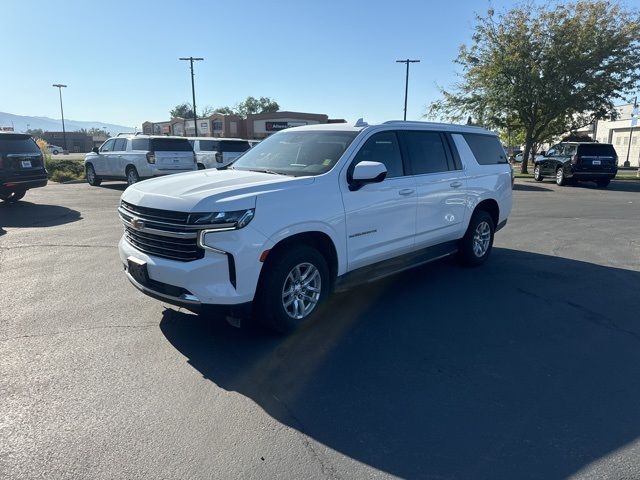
top-left (132, 138), bottom-right (150, 150)
top-left (220, 140), bottom-right (250, 153)
top-left (578, 143), bottom-right (617, 157)
top-left (462, 133), bottom-right (508, 165)
top-left (149, 138), bottom-right (192, 152)
top-left (198, 140), bottom-right (219, 152)
top-left (0, 136), bottom-right (40, 154)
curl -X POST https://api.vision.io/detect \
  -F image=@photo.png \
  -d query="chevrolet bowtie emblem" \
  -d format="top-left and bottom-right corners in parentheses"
top-left (131, 218), bottom-right (145, 230)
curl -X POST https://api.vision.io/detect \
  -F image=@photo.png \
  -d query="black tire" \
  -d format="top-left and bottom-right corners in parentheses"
top-left (52, 149), bottom-right (59, 155)
top-left (459, 210), bottom-right (495, 267)
top-left (86, 164), bottom-right (102, 186)
top-left (197, 163), bottom-right (206, 170)
top-left (126, 166), bottom-right (140, 185)
top-left (0, 190), bottom-right (26, 204)
top-left (596, 179), bottom-right (610, 188)
top-left (555, 166), bottom-right (567, 186)
top-left (533, 165), bottom-right (544, 181)
top-left (254, 245), bottom-right (330, 334)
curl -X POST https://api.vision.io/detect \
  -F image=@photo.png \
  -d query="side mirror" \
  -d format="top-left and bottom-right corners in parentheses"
top-left (92, 147), bottom-right (100, 154)
top-left (540, 150), bottom-right (547, 157)
top-left (349, 161), bottom-right (387, 191)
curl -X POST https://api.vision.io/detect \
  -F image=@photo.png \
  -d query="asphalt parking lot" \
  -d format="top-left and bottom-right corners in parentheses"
top-left (1, 178), bottom-right (640, 479)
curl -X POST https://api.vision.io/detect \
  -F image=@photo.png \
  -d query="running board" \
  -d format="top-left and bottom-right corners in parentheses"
top-left (334, 241), bottom-right (458, 292)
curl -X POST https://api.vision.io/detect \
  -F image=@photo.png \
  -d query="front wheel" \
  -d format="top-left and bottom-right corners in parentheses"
top-left (126, 166), bottom-right (140, 185)
top-left (0, 190), bottom-right (26, 204)
top-left (255, 245), bottom-right (330, 333)
top-left (556, 167), bottom-right (567, 186)
top-left (534, 165), bottom-right (544, 181)
top-left (596, 179), bottom-right (610, 188)
top-left (459, 210), bottom-right (495, 267)
top-left (86, 164), bottom-right (102, 186)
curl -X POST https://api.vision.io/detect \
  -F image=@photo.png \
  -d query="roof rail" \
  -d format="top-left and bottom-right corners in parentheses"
top-left (383, 120), bottom-right (487, 130)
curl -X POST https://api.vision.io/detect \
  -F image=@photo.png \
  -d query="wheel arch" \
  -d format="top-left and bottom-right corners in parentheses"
top-left (473, 198), bottom-right (499, 228)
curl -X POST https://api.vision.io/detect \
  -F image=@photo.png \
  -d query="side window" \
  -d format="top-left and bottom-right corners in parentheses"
top-left (461, 133), bottom-right (508, 165)
top-left (400, 131), bottom-right (451, 174)
top-left (565, 145), bottom-right (577, 156)
top-left (113, 138), bottom-right (127, 151)
top-left (546, 145), bottom-right (558, 157)
top-left (100, 139), bottom-right (115, 152)
top-left (352, 131), bottom-right (404, 178)
top-left (132, 138), bottom-right (150, 151)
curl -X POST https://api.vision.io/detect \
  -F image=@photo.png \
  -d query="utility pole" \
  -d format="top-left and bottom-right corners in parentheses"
top-left (179, 57), bottom-right (204, 137)
top-left (625, 96), bottom-right (638, 167)
top-left (396, 59), bottom-right (420, 121)
top-left (52, 84), bottom-right (67, 150)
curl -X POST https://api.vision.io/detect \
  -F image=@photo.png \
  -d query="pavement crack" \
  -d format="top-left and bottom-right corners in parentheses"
top-left (0, 323), bottom-right (157, 343)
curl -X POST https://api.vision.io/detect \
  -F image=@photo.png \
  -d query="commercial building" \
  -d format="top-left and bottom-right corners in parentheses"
top-left (594, 103), bottom-right (640, 167)
top-left (142, 111), bottom-right (342, 140)
top-left (41, 131), bottom-right (93, 153)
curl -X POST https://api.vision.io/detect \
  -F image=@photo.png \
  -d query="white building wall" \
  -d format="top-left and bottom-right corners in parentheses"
top-left (594, 104), bottom-right (640, 167)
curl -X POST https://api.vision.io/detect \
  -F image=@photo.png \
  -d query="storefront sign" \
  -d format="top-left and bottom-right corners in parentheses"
top-left (266, 121), bottom-right (307, 132)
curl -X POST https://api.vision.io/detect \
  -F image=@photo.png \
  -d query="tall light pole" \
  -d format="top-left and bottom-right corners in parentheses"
top-left (52, 84), bottom-right (67, 151)
top-left (396, 59), bottom-right (420, 121)
top-left (624, 96), bottom-right (638, 167)
top-left (179, 57), bottom-right (204, 137)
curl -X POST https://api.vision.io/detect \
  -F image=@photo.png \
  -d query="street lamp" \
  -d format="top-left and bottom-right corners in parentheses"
top-left (395, 59), bottom-right (420, 121)
top-left (52, 84), bottom-right (67, 151)
top-left (179, 57), bottom-right (204, 137)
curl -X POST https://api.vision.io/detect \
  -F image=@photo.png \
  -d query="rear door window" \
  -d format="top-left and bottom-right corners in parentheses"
top-left (399, 131), bottom-right (451, 174)
top-left (0, 136), bottom-right (40, 154)
top-left (198, 140), bottom-right (220, 151)
top-left (462, 133), bottom-right (508, 165)
top-left (150, 138), bottom-right (193, 152)
top-left (578, 143), bottom-right (617, 157)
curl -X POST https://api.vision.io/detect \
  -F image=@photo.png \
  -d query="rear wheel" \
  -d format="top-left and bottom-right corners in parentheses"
top-left (255, 245), bottom-right (330, 333)
top-left (86, 164), bottom-right (102, 186)
top-left (534, 165), bottom-right (544, 181)
top-left (52, 149), bottom-right (59, 155)
top-left (459, 210), bottom-right (495, 267)
top-left (0, 190), bottom-right (26, 204)
top-left (197, 163), bottom-right (206, 170)
top-left (556, 167), bottom-right (567, 186)
top-left (126, 166), bottom-right (140, 185)
top-left (596, 179), bottom-right (610, 188)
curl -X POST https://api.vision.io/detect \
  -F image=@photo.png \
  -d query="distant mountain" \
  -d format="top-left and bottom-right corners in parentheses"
top-left (0, 112), bottom-right (134, 136)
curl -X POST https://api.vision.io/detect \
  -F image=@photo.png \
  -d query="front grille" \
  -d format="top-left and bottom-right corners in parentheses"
top-left (119, 201), bottom-right (203, 262)
top-left (124, 226), bottom-right (204, 261)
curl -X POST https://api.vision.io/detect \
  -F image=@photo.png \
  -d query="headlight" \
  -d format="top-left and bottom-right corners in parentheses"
top-left (188, 209), bottom-right (255, 230)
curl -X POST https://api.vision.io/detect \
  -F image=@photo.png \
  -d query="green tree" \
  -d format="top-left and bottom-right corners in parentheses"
top-left (215, 96), bottom-right (280, 117)
top-left (170, 103), bottom-right (194, 119)
top-left (427, 1), bottom-right (640, 173)
top-left (26, 128), bottom-right (44, 137)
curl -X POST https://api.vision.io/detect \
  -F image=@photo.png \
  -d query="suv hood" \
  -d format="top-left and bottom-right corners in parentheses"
top-left (121, 168), bottom-right (314, 212)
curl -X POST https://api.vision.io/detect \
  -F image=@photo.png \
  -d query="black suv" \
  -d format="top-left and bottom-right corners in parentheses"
top-left (0, 133), bottom-right (48, 203)
top-left (534, 142), bottom-right (618, 188)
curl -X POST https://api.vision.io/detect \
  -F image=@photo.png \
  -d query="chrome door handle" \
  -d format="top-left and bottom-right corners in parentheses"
top-left (398, 188), bottom-right (415, 196)
top-left (450, 181), bottom-right (463, 188)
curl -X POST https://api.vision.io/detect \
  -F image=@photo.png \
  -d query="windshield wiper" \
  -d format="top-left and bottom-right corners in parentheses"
top-left (247, 168), bottom-right (286, 176)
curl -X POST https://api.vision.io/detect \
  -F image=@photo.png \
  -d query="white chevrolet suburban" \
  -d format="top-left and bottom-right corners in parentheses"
top-left (85, 134), bottom-right (197, 186)
top-left (118, 121), bottom-right (512, 332)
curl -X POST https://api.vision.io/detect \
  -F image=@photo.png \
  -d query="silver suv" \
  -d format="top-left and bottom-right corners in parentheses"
top-left (189, 137), bottom-right (251, 169)
top-left (84, 134), bottom-right (196, 186)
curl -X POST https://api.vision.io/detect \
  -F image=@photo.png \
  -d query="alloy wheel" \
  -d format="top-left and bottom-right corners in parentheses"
top-left (472, 221), bottom-right (491, 257)
top-left (281, 262), bottom-right (321, 320)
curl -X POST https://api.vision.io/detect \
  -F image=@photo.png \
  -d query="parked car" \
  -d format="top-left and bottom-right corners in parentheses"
top-left (118, 121), bottom-right (512, 333)
top-left (84, 134), bottom-right (197, 186)
top-left (188, 138), bottom-right (251, 169)
top-left (0, 132), bottom-right (48, 203)
top-left (533, 142), bottom-right (618, 187)
top-left (514, 152), bottom-right (544, 163)
top-left (48, 144), bottom-right (64, 155)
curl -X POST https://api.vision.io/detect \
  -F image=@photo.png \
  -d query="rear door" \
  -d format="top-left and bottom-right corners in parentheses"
top-left (399, 130), bottom-right (467, 246)
top-left (196, 139), bottom-right (218, 168)
top-left (151, 138), bottom-right (195, 171)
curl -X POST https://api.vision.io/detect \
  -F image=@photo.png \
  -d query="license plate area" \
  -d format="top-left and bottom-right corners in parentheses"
top-left (21, 160), bottom-right (32, 168)
top-left (592, 160), bottom-right (601, 165)
top-left (127, 256), bottom-right (149, 285)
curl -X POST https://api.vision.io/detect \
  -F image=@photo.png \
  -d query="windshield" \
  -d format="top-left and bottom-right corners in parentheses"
top-left (0, 136), bottom-right (40, 154)
top-left (231, 130), bottom-right (359, 176)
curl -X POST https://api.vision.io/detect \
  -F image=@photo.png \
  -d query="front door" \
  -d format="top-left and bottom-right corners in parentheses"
top-left (341, 131), bottom-right (417, 271)
top-left (94, 138), bottom-right (115, 176)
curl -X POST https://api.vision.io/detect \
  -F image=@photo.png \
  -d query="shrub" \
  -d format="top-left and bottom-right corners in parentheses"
top-left (46, 158), bottom-right (85, 182)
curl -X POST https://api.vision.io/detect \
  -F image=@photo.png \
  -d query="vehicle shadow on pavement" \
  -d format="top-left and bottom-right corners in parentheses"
top-left (160, 248), bottom-right (640, 480)
top-left (568, 180), bottom-right (640, 193)
top-left (513, 182), bottom-right (553, 192)
top-left (97, 183), bottom-right (127, 192)
top-left (0, 202), bottom-right (81, 230)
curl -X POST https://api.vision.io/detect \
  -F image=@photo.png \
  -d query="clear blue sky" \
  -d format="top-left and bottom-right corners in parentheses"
top-left (2, 0), bottom-right (523, 128)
